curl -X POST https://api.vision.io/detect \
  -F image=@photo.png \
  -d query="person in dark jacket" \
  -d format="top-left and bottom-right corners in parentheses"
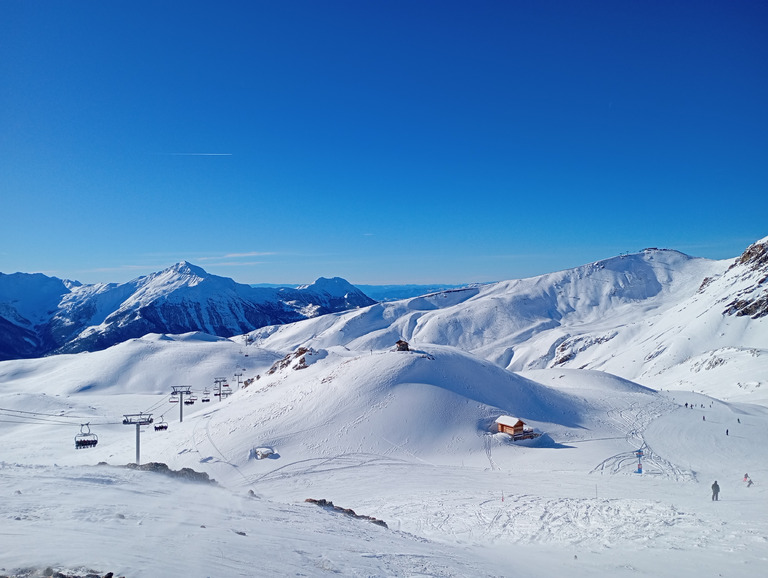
top-left (711, 480), bottom-right (720, 501)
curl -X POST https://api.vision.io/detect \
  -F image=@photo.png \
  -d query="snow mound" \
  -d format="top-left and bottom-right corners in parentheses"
top-left (151, 344), bottom-right (669, 480)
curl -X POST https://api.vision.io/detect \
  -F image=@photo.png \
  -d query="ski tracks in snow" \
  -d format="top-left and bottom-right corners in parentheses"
top-left (241, 453), bottom-right (409, 486)
top-left (482, 433), bottom-right (499, 471)
top-left (381, 490), bottom-right (718, 552)
top-left (592, 399), bottom-right (696, 482)
top-left (188, 411), bottom-right (252, 484)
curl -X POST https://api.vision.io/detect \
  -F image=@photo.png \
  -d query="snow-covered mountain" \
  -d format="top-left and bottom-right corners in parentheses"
top-left (249, 237), bottom-right (768, 402)
top-left (0, 262), bottom-right (375, 360)
top-left (1, 237), bottom-right (767, 577)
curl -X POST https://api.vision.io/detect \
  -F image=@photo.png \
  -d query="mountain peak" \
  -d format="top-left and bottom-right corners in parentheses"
top-left (167, 261), bottom-right (209, 278)
top-left (300, 277), bottom-right (356, 296)
top-left (723, 235), bottom-right (768, 319)
top-left (734, 237), bottom-right (768, 271)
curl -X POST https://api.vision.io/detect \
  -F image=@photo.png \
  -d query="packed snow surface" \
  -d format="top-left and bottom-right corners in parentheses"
top-left (1, 336), bottom-right (766, 577)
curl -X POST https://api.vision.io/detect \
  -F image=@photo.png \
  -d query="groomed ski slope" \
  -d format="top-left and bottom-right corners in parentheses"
top-left (1, 335), bottom-right (766, 577)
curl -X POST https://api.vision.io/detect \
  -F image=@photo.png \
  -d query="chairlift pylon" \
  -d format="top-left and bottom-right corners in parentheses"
top-left (74, 423), bottom-right (98, 449)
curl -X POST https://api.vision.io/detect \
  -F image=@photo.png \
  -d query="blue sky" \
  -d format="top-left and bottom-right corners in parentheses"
top-left (2, 1), bottom-right (766, 285)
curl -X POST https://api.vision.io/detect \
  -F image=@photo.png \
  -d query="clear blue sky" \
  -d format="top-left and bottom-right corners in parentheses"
top-left (2, 1), bottom-right (766, 285)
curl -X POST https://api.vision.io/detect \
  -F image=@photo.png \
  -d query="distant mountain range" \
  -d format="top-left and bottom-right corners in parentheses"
top-left (2, 237), bottom-right (766, 377)
top-left (0, 261), bottom-right (375, 360)
top-left (251, 283), bottom-right (469, 302)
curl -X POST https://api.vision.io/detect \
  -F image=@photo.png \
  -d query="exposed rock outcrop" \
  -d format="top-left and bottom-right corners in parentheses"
top-left (305, 498), bottom-right (388, 528)
top-left (119, 462), bottom-right (217, 484)
top-left (724, 237), bottom-right (768, 319)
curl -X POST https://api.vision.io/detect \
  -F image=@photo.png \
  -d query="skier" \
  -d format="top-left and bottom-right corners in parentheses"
top-left (711, 480), bottom-right (720, 501)
top-left (726, 429), bottom-right (729, 436)
top-left (703, 415), bottom-right (706, 421)
top-left (744, 473), bottom-right (749, 482)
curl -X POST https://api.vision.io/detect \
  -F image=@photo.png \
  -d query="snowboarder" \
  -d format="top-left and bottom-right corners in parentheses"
top-left (711, 480), bottom-right (720, 501)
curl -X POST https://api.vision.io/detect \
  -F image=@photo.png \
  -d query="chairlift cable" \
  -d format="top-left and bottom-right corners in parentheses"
top-left (0, 412), bottom-right (85, 426)
top-left (142, 396), bottom-right (172, 414)
top-left (0, 412), bottom-right (122, 426)
top-left (0, 406), bottom-right (110, 420)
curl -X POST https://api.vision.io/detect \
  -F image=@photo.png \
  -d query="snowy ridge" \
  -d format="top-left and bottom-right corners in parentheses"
top-left (247, 243), bottom-right (767, 403)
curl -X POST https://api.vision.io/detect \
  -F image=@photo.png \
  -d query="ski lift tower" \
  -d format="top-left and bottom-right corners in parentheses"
top-left (233, 372), bottom-right (243, 390)
top-left (122, 413), bottom-right (154, 464)
top-left (213, 377), bottom-right (227, 401)
top-left (635, 448), bottom-right (644, 474)
top-left (171, 385), bottom-right (193, 423)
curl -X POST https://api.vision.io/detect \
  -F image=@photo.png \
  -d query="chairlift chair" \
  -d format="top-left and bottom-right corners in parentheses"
top-left (154, 420), bottom-right (169, 431)
top-left (74, 423), bottom-right (98, 449)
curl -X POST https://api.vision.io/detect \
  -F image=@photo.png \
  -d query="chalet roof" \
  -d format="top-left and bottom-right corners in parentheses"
top-left (494, 415), bottom-right (524, 427)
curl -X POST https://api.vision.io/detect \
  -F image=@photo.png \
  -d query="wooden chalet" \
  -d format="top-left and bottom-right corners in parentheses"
top-left (395, 340), bottom-right (410, 351)
top-left (494, 415), bottom-right (539, 441)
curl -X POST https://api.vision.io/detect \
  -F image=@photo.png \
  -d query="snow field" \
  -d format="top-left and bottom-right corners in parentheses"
top-left (1, 294), bottom-right (767, 576)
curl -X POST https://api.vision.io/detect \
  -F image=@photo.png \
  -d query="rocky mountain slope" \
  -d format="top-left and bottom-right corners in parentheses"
top-left (0, 262), bottom-right (375, 360)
